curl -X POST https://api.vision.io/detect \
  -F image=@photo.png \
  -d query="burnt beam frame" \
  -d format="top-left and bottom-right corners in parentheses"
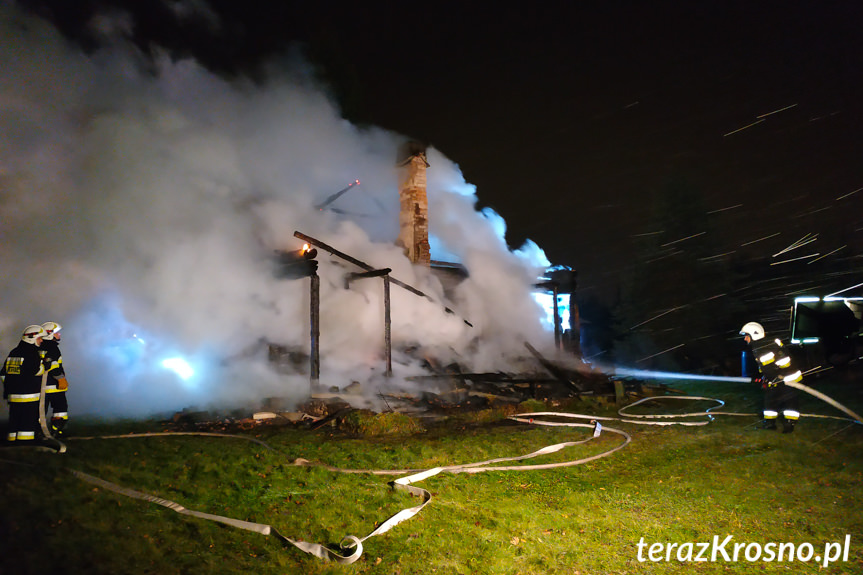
top-left (345, 267), bottom-right (394, 377)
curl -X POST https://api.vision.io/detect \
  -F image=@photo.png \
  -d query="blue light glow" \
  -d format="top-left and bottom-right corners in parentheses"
top-left (161, 357), bottom-right (195, 380)
top-left (533, 292), bottom-right (571, 331)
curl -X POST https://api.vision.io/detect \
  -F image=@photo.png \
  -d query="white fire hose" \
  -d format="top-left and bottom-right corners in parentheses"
top-left (36, 370), bottom-right (66, 453)
top-left (786, 381), bottom-right (863, 424)
top-left (5, 389), bottom-right (862, 564)
top-left (66, 417), bottom-right (629, 564)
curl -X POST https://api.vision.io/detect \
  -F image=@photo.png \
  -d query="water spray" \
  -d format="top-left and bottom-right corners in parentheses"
top-left (610, 367), bottom-right (752, 384)
top-left (602, 366), bottom-right (863, 424)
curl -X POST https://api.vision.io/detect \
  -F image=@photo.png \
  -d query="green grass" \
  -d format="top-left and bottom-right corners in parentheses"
top-left (2, 377), bottom-right (862, 574)
top-left (341, 410), bottom-right (427, 437)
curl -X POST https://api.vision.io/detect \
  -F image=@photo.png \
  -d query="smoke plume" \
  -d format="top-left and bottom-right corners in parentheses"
top-left (0, 5), bottom-right (556, 418)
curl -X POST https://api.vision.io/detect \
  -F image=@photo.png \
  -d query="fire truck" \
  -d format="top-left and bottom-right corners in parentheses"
top-left (790, 296), bottom-right (863, 370)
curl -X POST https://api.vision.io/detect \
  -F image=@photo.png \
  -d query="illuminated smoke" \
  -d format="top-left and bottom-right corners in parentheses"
top-left (0, 6), bottom-right (552, 418)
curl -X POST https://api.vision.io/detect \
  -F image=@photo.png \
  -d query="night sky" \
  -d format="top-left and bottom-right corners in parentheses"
top-left (22, 0), bottom-right (863, 346)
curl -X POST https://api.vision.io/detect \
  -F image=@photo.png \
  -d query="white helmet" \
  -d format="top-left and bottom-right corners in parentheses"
top-left (739, 321), bottom-right (765, 341)
top-left (22, 324), bottom-right (47, 344)
top-left (42, 321), bottom-right (62, 340)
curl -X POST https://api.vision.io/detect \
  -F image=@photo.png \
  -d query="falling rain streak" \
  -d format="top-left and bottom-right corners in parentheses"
top-left (706, 204), bottom-right (743, 214)
top-left (836, 187), bottom-right (862, 201)
top-left (808, 246), bottom-right (845, 264)
top-left (660, 231), bottom-right (706, 247)
top-left (644, 250), bottom-right (683, 264)
top-left (771, 253), bottom-right (820, 265)
top-left (756, 103), bottom-right (798, 119)
top-left (698, 251), bottom-right (735, 262)
top-left (636, 344), bottom-right (685, 363)
top-left (723, 118), bottom-right (765, 137)
top-left (630, 306), bottom-right (686, 330)
top-left (773, 233), bottom-right (818, 257)
top-left (741, 232), bottom-right (781, 246)
top-left (792, 206), bottom-right (832, 219)
top-left (724, 103), bottom-right (797, 136)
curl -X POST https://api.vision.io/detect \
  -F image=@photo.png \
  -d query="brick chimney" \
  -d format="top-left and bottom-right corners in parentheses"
top-left (396, 141), bottom-right (431, 265)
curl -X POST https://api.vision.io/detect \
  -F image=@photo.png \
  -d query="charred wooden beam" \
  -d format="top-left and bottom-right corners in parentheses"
top-left (404, 373), bottom-right (553, 384)
top-left (523, 341), bottom-right (584, 396)
top-left (295, 230), bottom-right (473, 327)
top-left (344, 268), bottom-right (392, 288)
top-left (315, 179), bottom-right (360, 211)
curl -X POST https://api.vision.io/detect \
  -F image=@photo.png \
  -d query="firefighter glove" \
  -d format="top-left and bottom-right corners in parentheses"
top-left (57, 377), bottom-right (68, 391)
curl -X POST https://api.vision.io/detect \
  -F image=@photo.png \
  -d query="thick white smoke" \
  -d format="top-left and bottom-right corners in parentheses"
top-left (0, 6), bottom-right (555, 418)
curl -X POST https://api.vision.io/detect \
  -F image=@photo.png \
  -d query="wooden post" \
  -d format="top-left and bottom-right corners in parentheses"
top-left (344, 268), bottom-right (393, 378)
top-left (384, 275), bottom-right (392, 377)
top-left (614, 380), bottom-right (625, 405)
top-left (552, 284), bottom-right (561, 350)
top-left (310, 272), bottom-right (320, 389)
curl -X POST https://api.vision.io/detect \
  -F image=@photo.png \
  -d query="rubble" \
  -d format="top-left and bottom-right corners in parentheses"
top-left (166, 344), bottom-right (673, 434)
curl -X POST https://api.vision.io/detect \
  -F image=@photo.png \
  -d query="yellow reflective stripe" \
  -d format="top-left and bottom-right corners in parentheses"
top-left (16, 431), bottom-right (36, 440)
top-left (9, 393), bottom-right (40, 402)
top-left (776, 357), bottom-right (791, 367)
top-left (783, 370), bottom-right (803, 383)
top-left (758, 352), bottom-right (775, 364)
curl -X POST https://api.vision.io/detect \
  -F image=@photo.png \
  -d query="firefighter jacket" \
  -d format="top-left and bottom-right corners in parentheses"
top-left (40, 339), bottom-right (66, 394)
top-left (750, 338), bottom-right (802, 387)
top-left (1, 341), bottom-right (46, 402)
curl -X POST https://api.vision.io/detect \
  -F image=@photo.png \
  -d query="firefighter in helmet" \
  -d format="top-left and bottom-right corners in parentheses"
top-left (740, 321), bottom-right (801, 433)
top-left (1, 325), bottom-right (48, 444)
top-left (41, 321), bottom-right (69, 437)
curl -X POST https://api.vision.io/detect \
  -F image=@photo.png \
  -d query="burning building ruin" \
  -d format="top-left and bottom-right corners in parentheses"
top-left (264, 139), bottom-right (581, 402)
top-left (0, 4), bottom-right (582, 419)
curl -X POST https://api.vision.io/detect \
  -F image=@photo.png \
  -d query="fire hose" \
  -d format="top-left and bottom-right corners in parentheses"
top-left (64, 417), bottom-right (629, 564)
top-left (5, 388), bottom-right (862, 564)
top-left (37, 370), bottom-right (67, 453)
top-left (786, 381), bottom-right (863, 424)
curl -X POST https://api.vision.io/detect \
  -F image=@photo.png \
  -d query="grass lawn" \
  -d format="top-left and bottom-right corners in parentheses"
top-left (1, 376), bottom-right (862, 574)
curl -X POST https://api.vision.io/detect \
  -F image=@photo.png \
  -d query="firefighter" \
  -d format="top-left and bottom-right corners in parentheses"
top-left (1, 325), bottom-right (48, 444)
top-left (41, 321), bottom-right (69, 437)
top-left (739, 321), bottom-right (801, 433)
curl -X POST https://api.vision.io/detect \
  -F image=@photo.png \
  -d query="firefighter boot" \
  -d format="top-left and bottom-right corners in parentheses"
top-left (761, 419), bottom-right (778, 430)
top-left (51, 418), bottom-right (67, 438)
top-left (782, 419), bottom-right (795, 434)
